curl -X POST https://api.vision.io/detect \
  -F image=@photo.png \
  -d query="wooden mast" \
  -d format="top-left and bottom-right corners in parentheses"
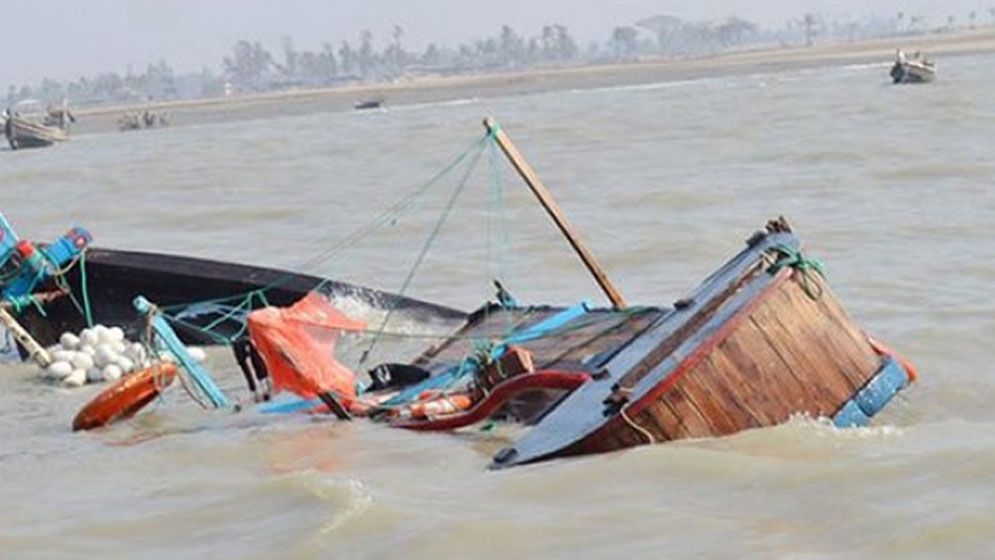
top-left (483, 117), bottom-right (627, 309)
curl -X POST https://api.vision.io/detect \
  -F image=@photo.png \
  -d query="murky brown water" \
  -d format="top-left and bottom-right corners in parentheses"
top-left (2, 54), bottom-right (995, 558)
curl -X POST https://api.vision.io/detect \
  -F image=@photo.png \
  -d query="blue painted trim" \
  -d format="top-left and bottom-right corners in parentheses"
top-left (833, 399), bottom-right (871, 428)
top-left (383, 301), bottom-right (593, 407)
top-left (854, 357), bottom-right (908, 417)
top-left (258, 396), bottom-right (322, 414)
top-left (832, 356), bottom-right (908, 428)
top-left (134, 296), bottom-right (231, 409)
top-left (1, 215), bottom-right (91, 301)
top-left (502, 301), bottom-right (591, 347)
top-left (0, 213), bottom-right (19, 259)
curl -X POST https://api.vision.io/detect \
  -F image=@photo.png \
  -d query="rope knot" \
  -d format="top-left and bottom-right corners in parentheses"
top-left (767, 244), bottom-right (826, 300)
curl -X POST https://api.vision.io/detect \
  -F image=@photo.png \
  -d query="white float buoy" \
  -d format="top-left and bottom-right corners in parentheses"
top-left (71, 352), bottom-right (95, 370)
top-left (79, 329), bottom-right (99, 348)
top-left (60, 332), bottom-right (80, 351)
top-left (86, 367), bottom-right (104, 383)
top-left (107, 326), bottom-right (125, 343)
top-left (94, 345), bottom-right (116, 368)
top-left (51, 350), bottom-right (75, 364)
top-left (63, 369), bottom-right (86, 387)
top-left (187, 347), bottom-right (207, 363)
top-left (45, 361), bottom-right (73, 380)
top-left (93, 325), bottom-right (111, 343)
top-left (102, 364), bottom-right (123, 381)
top-left (116, 357), bottom-right (135, 374)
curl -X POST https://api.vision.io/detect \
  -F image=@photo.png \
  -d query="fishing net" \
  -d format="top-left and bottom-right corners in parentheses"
top-left (247, 292), bottom-right (366, 402)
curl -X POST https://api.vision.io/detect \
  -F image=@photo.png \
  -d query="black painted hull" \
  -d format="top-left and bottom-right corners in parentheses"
top-left (18, 247), bottom-right (466, 348)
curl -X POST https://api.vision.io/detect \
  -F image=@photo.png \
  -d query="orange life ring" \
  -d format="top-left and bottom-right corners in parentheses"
top-left (72, 363), bottom-right (178, 431)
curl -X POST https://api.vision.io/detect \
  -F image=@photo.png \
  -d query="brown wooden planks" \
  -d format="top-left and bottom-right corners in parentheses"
top-left (749, 286), bottom-right (858, 411)
top-left (645, 388), bottom-right (713, 439)
top-left (713, 322), bottom-right (804, 425)
top-left (779, 275), bottom-right (879, 389)
top-left (679, 354), bottom-right (763, 435)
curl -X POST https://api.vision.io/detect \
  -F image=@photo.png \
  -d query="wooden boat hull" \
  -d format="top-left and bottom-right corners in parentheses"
top-left (491, 220), bottom-right (912, 468)
top-left (5, 117), bottom-right (68, 149)
top-left (15, 247), bottom-right (466, 349)
top-left (891, 61), bottom-right (935, 84)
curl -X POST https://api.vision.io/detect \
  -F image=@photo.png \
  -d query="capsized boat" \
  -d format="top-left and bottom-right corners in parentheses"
top-left (890, 49), bottom-right (935, 84)
top-left (243, 120), bottom-right (916, 466)
top-left (0, 212), bottom-right (466, 360)
top-left (62, 119), bottom-right (916, 468)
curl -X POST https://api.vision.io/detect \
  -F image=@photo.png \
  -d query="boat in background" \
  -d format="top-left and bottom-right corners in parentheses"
top-left (354, 98), bottom-right (385, 110)
top-left (118, 109), bottom-right (169, 131)
top-left (890, 49), bottom-right (935, 84)
top-left (3, 99), bottom-right (73, 150)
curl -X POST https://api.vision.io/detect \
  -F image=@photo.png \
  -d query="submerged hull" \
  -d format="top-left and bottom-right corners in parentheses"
top-left (16, 247), bottom-right (466, 349)
top-left (478, 220), bottom-right (912, 468)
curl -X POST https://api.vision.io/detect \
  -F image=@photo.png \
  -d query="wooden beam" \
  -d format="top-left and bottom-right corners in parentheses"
top-left (483, 117), bottom-right (627, 309)
top-left (0, 307), bottom-right (51, 367)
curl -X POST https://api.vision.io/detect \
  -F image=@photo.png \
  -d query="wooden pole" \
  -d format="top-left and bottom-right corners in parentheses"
top-left (0, 308), bottom-right (51, 367)
top-left (483, 117), bottom-right (627, 309)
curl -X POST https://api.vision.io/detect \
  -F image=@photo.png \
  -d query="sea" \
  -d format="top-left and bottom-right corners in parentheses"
top-left (1, 53), bottom-right (994, 559)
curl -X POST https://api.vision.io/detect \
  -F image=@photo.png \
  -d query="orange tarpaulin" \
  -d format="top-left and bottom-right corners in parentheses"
top-left (247, 292), bottom-right (366, 404)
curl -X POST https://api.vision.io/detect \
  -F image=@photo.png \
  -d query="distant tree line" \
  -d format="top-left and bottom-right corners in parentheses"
top-left (5, 8), bottom-right (995, 107)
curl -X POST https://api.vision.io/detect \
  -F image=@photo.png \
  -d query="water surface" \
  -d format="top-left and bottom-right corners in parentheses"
top-left (2, 54), bottom-right (994, 558)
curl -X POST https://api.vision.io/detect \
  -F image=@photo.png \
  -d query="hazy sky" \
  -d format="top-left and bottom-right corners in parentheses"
top-left (2, 0), bottom-right (984, 87)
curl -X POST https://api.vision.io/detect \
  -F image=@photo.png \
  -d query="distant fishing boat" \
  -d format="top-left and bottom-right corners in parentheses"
top-left (354, 99), bottom-right (385, 110)
top-left (890, 49), bottom-right (935, 84)
top-left (118, 109), bottom-right (169, 131)
top-left (3, 99), bottom-right (73, 150)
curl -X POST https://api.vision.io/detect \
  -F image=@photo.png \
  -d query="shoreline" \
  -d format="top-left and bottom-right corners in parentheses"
top-left (74, 28), bottom-right (995, 133)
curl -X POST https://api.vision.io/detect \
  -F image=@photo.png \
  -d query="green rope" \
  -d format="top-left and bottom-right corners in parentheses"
top-left (79, 250), bottom-right (94, 327)
top-left (485, 134), bottom-right (517, 337)
top-left (157, 133), bottom-right (489, 319)
top-left (360, 140), bottom-right (487, 364)
top-left (768, 244), bottom-right (826, 300)
top-left (199, 294), bottom-right (253, 333)
top-left (6, 294), bottom-right (47, 317)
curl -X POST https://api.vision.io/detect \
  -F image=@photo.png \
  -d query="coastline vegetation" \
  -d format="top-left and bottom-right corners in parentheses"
top-left (4, 8), bottom-right (994, 108)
